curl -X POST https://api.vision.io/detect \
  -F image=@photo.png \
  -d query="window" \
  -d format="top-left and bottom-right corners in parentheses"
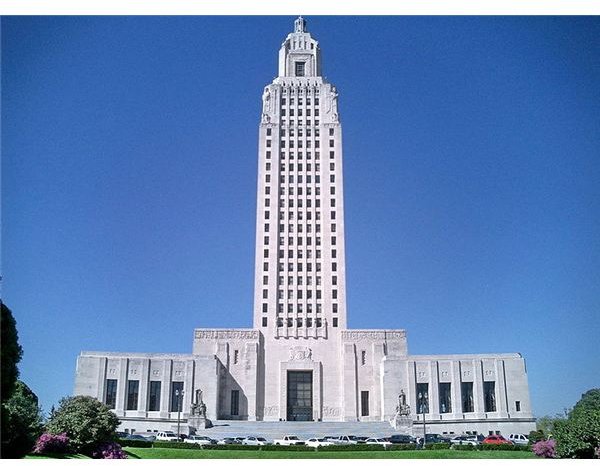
top-left (329, 128), bottom-right (334, 136)
top-left (231, 390), bottom-right (240, 416)
top-left (333, 303), bottom-right (338, 313)
top-left (439, 382), bottom-right (452, 413)
top-left (416, 383), bottom-right (429, 414)
top-left (262, 303), bottom-right (268, 312)
top-left (105, 379), bottom-right (117, 409)
top-left (333, 317), bottom-right (338, 327)
top-left (484, 381), bottom-right (496, 412)
top-left (127, 380), bottom-right (139, 410)
top-left (148, 381), bottom-right (161, 411)
top-left (361, 350), bottom-right (367, 365)
top-left (295, 61), bottom-right (305, 77)
top-left (461, 382), bottom-right (474, 412)
top-left (262, 317), bottom-right (268, 327)
top-left (267, 128), bottom-right (272, 136)
top-left (262, 289), bottom-right (268, 299)
top-left (361, 391), bottom-right (370, 416)
top-left (170, 381), bottom-right (184, 412)
top-left (332, 290), bottom-right (337, 299)
top-left (515, 401), bottom-right (521, 412)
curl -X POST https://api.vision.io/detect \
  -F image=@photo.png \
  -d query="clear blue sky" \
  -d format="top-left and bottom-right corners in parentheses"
top-left (3, 16), bottom-right (599, 418)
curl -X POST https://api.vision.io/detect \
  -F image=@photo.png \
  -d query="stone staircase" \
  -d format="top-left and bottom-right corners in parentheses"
top-left (196, 421), bottom-right (396, 441)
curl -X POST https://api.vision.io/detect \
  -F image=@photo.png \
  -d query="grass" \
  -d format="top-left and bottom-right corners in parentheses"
top-left (123, 447), bottom-right (537, 459)
top-left (25, 453), bottom-right (90, 459)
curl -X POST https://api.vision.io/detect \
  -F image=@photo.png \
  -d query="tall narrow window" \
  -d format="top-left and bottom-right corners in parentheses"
top-left (439, 382), bottom-right (452, 413)
top-left (170, 381), bottom-right (184, 412)
top-left (231, 390), bottom-right (240, 416)
top-left (416, 383), bottom-right (429, 414)
top-left (361, 350), bottom-right (366, 365)
top-left (105, 379), bottom-right (117, 409)
top-left (461, 382), bottom-right (474, 412)
top-left (484, 381), bottom-right (496, 412)
top-left (295, 61), bottom-right (305, 77)
top-left (515, 400), bottom-right (521, 412)
top-left (148, 381), bottom-right (161, 411)
top-left (360, 391), bottom-right (370, 416)
top-left (126, 380), bottom-right (139, 410)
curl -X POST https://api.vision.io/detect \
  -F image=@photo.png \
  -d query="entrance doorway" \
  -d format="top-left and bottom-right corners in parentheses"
top-left (287, 371), bottom-right (313, 421)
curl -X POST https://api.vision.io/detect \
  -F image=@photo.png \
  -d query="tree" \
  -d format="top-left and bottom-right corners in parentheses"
top-left (1, 381), bottom-right (44, 458)
top-left (1, 303), bottom-right (23, 403)
top-left (554, 389), bottom-right (600, 458)
top-left (45, 396), bottom-right (120, 455)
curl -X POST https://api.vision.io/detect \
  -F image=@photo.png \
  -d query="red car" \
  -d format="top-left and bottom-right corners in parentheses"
top-left (482, 435), bottom-right (512, 445)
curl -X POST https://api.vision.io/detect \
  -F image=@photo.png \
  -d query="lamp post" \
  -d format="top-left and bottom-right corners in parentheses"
top-left (418, 392), bottom-right (428, 447)
top-left (175, 389), bottom-right (184, 442)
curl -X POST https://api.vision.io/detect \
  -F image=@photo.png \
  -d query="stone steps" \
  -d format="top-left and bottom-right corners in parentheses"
top-left (196, 421), bottom-right (397, 441)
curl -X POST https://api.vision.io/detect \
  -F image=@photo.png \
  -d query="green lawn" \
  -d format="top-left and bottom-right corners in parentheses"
top-left (25, 453), bottom-right (89, 459)
top-left (124, 447), bottom-right (537, 459)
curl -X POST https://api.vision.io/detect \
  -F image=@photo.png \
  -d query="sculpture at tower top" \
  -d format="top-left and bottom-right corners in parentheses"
top-left (294, 16), bottom-right (307, 33)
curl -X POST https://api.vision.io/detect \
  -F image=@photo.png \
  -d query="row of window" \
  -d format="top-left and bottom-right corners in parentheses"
top-left (262, 289), bottom-right (339, 300)
top-left (265, 162), bottom-right (335, 172)
top-left (413, 381), bottom-right (501, 414)
top-left (104, 380), bottom-right (184, 412)
top-left (276, 317), bottom-right (338, 328)
top-left (265, 150), bottom-right (337, 162)
top-left (280, 119), bottom-right (321, 126)
top-left (262, 261), bottom-right (339, 272)
top-left (280, 108), bottom-right (320, 118)
top-left (265, 186), bottom-right (333, 196)
top-left (264, 174), bottom-right (336, 185)
top-left (264, 248), bottom-right (338, 259)
top-left (265, 236), bottom-right (337, 247)
top-left (279, 97), bottom-right (321, 106)
top-left (263, 275), bottom-right (338, 286)
top-left (265, 302), bottom-right (339, 313)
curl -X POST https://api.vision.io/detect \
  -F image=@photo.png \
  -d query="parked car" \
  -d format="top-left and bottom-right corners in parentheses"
top-left (125, 434), bottom-right (155, 442)
top-left (116, 431), bottom-right (129, 439)
top-left (389, 434), bottom-right (416, 444)
top-left (234, 437), bottom-right (246, 444)
top-left (273, 435), bottom-right (305, 446)
top-left (417, 434), bottom-right (452, 445)
top-left (155, 431), bottom-right (179, 442)
top-left (482, 435), bottom-right (512, 445)
top-left (508, 433), bottom-right (529, 445)
top-left (334, 435), bottom-right (360, 444)
top-left (365, 437), bottom-right (392, 448)
top-left (450, 435), bottom-right (479, 446)
top-left (184, 435), bottom-right (216, 445)
top-left (355, 436), bottom-right (370, 443)
top-left (305, 438), bottom-right (335, 448)
top-left (242, 436), bottom-right (270, 446)
top-left (217, 437), bottom-right (238, 445)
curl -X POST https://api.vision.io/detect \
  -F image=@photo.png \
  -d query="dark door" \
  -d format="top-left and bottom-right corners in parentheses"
top-left (287, 371), bottom-right (313, 421)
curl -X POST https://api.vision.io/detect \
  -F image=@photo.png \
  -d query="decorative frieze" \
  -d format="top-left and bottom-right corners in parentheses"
top-left (341, 330), bottom-right (406, 341)
top-left (289, 346), bottom-right (312, 361)
top-left (194, 329), bottom-right (259, 340)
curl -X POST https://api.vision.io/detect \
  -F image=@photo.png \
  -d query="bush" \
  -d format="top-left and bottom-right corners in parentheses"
top-left (1, 381), bottom-right (44, 458)
top-left (34, 433), bottom-right (71, 455)
top-left (532, 439), bottom-right (556, 458)
top-left (261, 444), bottom-right (313, 451)
top-left (479, 443), bottom-right (520, 451)
top-left (152, 441), bottom-right (202, 449)
top-left (45, 395), bottom-right (120, 455)
top-left (424, 443), bottom-right (450, 450)
top-left (117, 438), bottom-right (154, 448)
top-left (553, 390), bottom-right (600, 459)
top-left (92, 441), bottom-right (128, 459)
top-left (318, 444), bottom-right (386, 451)
top-left (388, 444), bottom-right (418, 450)
top-left (201, 444), bottom-right (261, 450)
top-left (528, 429), bottom-right (546, 445)
top-left (451, 444), bottom-right (475, 451)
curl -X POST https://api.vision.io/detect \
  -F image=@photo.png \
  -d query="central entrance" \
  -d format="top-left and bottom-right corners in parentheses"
top-left (287, 371), bottom-right (313, 421)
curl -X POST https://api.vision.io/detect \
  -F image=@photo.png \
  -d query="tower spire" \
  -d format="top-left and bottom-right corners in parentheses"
top-left (294, 16), bottom-right (307, 33)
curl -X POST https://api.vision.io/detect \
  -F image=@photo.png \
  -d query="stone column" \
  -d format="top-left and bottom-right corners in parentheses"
top-left (473, 359), bottom-right (484, 415)
top-left (116, 358), bottom-right (128, 416)
top-left (159, 360), bottom-right (172, 419)
top-left (430, 361), bottom-right (440, 419)
top-left (342, 343), bottom-right (357, 421)
top-left (244, 342), bottom-right (259, 420)
top-left (372, 342), bottom-right (385, 419)
top-left (495, 359), bottom-right (508, 416)
top-left (451, 360), bottom-right (462, 418)
top-left (183, 360), bottom-right (195, 416)
top-left (138, 359), bottom-right (150, 416)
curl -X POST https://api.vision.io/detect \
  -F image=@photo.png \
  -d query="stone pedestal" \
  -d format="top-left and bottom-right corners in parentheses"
top-left (187, 415), bottom-right (213, 433)
top-left (390, 414), bottom-right (414, 435)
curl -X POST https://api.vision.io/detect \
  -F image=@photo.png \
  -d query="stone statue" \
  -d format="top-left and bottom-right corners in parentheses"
top-left (190, 389), bottom-right (206, 416)
top-left (262, 86), bottom-right (272, 113)
top-left (396, 389), bottom-right (411, 416)
top-left (328, 86), bottom-right (338, 114)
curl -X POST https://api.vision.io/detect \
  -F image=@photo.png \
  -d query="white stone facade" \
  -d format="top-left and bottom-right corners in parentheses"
top-left (74, 18), bottom-right (535, 437)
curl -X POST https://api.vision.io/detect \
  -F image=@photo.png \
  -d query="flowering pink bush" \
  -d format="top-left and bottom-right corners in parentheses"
top-left (532, 439), bottom-right (556, 458)
top-left (92, 442), bottom-right (128, 459)
top-left (34, 432), bottom-right (70, 454)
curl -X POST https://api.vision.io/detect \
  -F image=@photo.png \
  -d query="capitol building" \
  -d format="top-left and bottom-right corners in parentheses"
top-left (74, 18), bottom-right (535, 436)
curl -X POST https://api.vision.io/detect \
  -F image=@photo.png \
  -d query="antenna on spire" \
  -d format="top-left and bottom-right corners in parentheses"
top-left (294, 16), bottom-right (307, 33)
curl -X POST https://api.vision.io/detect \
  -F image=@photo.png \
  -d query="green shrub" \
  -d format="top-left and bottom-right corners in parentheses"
top-left (479, 443), bottom-right (518, 451)
top-left (424, 443), bottom-right (450, 450)
top-left (117, 438), bottom-right (153, 448)
top-left (528, 429), bottom-right (546, 445)
top-left (45, 396), bottom-right (120, 455)
top-left (201, 444), bottom-right (261, 450)
top-left (152, 441), bottom-right (202, 449)
top-left (553, 390), bottom-right (600, 459)
top-left (261, 444), bottom-right (313, 451)
top-left (388, 443), bottom-right (418, 450)
top-left (451, 444), bottom-right (475, 451)
top-left (318, 443), bottom-right (386, 451)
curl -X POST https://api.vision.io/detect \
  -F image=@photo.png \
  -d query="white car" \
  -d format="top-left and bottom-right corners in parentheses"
top-left (242, 436), bottom-right (270, 446)
top-left (450, 435), bottom-right (479, 446)
top-left (365, 438), bottom-right (392, 448)
top-left (155, 431), bottom-right (179, 442)
top-left (273, 435), bottom-right (305, 446)
top-left (305, 438), bottom-right (335, 448)
top-left (184, 435), bottom-right (215, 445)
top-left (508, 433), bottom-right (529, 446)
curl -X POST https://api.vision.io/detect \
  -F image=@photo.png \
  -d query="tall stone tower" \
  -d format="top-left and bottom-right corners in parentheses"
top-left (253, 17), bottom-right (347, 340)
